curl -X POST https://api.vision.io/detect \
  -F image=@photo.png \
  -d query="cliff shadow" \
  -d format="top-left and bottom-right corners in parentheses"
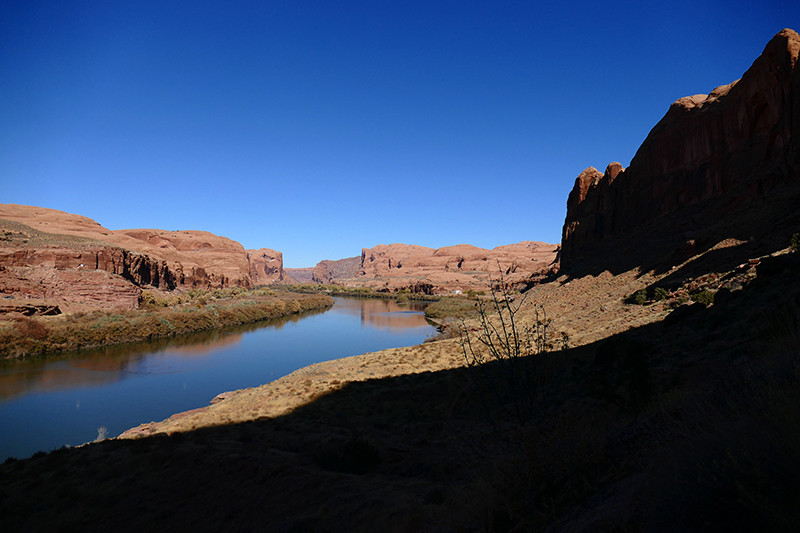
top-left (559, 178), bottom-right (800, 283)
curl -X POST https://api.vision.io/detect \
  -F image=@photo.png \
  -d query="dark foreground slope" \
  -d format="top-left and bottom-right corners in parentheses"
top-left (1, 241), bottom-right (799, 532)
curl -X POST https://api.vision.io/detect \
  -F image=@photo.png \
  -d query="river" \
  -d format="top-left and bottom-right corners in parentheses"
top-left (0, 297), bottom-right (435, 460)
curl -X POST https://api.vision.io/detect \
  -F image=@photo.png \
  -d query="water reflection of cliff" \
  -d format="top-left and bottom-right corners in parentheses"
top-left (332, 298), bottom-right (433, 330)
top-left (0, 307), bottom-right (329, 402)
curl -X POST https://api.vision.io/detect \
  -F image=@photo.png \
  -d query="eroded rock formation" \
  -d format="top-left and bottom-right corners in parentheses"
top-left (0, 204), bottom-right (287, 310)
top-left (562, 29), bottom-right (800, 271)
top-left (247, 248), bottom-right (285, 285)
top-left (337, 242), bottom-right (557, 294)
top-left (112, 229), bottom-right (253, 289)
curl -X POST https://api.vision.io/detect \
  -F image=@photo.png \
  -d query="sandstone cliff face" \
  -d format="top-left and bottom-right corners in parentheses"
top-left (0, 214), bottom-right (173, 309)
top-left (247, 248), bottom-right (284, 285)
top-left (0, 265), bottom-right (142, 309)
top-left (0, 205), bottom-right (263, 291)
top-left (342, 242), bottom-right (557, 294)
top-left (561, 29), bottom-right (800, 271)
top-left (0, 205), bottom-right (287, 310)
top-left (0, 246), bottom-right (176, 290)
top-left (311, 257), bottom-right (361, 284)
top-left (113, 229), bottom-right (253, 289)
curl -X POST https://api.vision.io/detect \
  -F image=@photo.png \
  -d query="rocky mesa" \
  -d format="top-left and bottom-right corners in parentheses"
top-left (0, 204), bottom-right (286, 311)
top-left (562, 28), bottom-right (800, 273)
top-left (333, 241), bottom-right (558, 294)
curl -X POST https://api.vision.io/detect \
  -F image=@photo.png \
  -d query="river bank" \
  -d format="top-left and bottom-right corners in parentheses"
top-left (0, 290), bottom-right (334, 360)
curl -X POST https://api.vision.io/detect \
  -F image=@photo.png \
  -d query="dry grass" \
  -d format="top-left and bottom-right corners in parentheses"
top-left (0, 292), bottom-right (333, 359)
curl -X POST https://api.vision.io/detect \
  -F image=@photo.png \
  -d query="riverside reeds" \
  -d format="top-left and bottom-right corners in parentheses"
top-left (0, 291), bottom-right (333, 359)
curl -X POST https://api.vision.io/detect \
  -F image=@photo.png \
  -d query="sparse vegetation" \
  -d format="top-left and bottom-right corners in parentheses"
top-left (458, 281), bottom-right (563, 425)
top-left (692, 289), bottom-right (715, 306)
top-left (634, 288), bottom-right (648, 305)
top-left (0, 291), bottom-right (333, 359)
top-left (654, 287), bottom-right (669, 301)
top-left (424, 296), bottom-right (478, 321)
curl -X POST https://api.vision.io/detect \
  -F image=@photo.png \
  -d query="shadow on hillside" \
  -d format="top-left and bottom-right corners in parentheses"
top-left (561, 180), bottom-right (800, 281)
top-left (2, 262), bottom-right (800, 532)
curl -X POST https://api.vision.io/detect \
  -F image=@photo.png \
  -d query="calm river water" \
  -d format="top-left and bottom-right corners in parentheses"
top-left (0, 297), bottom-right (435, 460)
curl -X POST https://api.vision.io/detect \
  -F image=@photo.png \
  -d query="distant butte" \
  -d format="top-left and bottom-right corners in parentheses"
top-left (328, 241), bottom-right (559, 294)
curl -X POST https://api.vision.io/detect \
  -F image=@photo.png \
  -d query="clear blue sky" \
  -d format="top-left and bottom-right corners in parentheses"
top-left (2, 1), bottom-right (797, 267)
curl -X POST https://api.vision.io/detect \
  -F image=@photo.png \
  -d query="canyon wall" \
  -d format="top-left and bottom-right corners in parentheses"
top-left (338, 241), bottom-right (558, 294)
top-left (561, 29), bottom-right (800, 271)
top-left (0, 205), bottom-right (286, 310)
top-left (283, 268), bottom-right (315, 284)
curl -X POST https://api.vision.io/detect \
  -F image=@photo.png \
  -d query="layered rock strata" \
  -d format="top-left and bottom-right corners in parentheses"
top-left (336, 242), bottom-right (558, 294)
top-left (561, 29), bottom-right (800, 271)
top-left (0, 205), bottom-right (287, 310)
top-left (283, 268), bottom-right (315, 284)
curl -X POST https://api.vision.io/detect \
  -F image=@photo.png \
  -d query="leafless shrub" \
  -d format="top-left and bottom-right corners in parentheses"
top-left (459, 276), bottom-right (563, 426)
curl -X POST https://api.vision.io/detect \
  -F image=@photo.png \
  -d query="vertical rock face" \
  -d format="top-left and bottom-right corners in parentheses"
top-left (0, 205), bottom-right (289, 310)
top-left (246, 248), bottom-right (284, 285)
top-left (561, 29), bottom-right (800, 270)
top-left (113, 229), bottom-right (254, 289)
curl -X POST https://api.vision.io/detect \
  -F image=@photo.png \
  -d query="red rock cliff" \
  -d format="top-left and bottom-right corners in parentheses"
top-left (346, 241), bottom-right (557, 294)
top-left (1, 205), bottom-right (289, 309)
top-left (561, 29), bottom-right (800, 270)
top-left (0, 205), bottom-right (259, 290)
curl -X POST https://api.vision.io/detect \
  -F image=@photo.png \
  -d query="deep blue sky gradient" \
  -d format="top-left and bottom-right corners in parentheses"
top-left (2, 1), bottom-right (797, 266)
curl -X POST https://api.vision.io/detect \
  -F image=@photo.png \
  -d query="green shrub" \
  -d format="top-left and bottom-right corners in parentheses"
top-left (692, 290), bottom-right (715, 306)
top-left (654, 287), bottom-right (669, 301)
top-left (634, 289), bottom-right (647, 305)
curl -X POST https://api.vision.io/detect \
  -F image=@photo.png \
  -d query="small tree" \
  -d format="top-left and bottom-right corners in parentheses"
top-left (654, 287), bottom-right (669, 301)
top-left (634, 289), bottom-right (647, 305)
